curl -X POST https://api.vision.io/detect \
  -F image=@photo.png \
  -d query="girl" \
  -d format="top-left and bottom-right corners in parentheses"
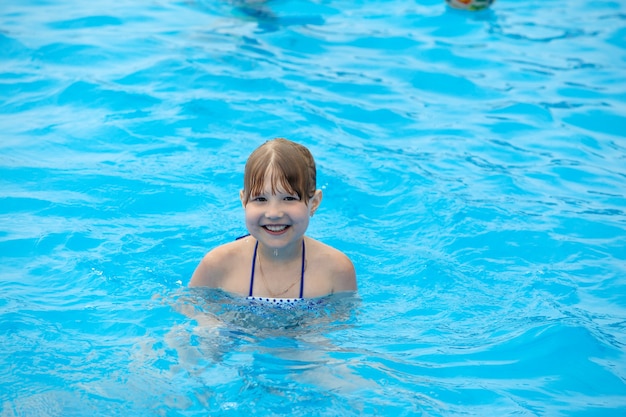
top-left (189, 138), bottom-right (357, 303)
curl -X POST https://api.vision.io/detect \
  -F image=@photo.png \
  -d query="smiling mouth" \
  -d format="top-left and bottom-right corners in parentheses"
top-left (263, 225), bottom-right (289, 233)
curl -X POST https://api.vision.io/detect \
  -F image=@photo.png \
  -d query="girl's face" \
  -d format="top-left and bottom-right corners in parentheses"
top-left (241, 171), bottom-right (321, 251)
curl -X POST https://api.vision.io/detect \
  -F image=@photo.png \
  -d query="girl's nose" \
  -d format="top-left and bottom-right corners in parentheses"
top-left (265, 201), bottom-right (284, 219)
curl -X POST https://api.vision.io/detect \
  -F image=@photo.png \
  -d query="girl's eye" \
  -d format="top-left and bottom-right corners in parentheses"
top-left (284, 196), bottom-right (300, 201)
top-left (251, 196), bottom-right (267, 202)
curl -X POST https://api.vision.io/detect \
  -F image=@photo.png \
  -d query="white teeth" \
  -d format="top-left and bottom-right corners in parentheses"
top-left (265, 225), bottom-right (287, 232)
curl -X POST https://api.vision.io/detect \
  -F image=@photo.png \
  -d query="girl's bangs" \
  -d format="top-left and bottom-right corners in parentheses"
top-left (247, 164), bottom-right (299, 199)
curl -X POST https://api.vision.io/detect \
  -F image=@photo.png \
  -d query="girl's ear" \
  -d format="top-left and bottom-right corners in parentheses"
top-left (309, 189), bottom-right (323, 216)
top-left (240, 189), bottom-right (246, 207)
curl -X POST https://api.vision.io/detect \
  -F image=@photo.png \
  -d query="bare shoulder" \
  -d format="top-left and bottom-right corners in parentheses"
top-left (307, 238), bottom-right (357, 293)
top-left (188, 239), bottom-right (249, 288)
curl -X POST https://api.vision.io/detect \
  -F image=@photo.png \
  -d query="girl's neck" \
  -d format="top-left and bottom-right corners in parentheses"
top-left (258, 238), bottom-right (305, 263)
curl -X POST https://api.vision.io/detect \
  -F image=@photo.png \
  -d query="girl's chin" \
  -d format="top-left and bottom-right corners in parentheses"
top-left (254, 231), bottom-right (305, 246)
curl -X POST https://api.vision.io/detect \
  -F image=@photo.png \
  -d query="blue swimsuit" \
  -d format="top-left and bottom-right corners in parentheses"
top-left (247, 239), bottom-right (306, 305)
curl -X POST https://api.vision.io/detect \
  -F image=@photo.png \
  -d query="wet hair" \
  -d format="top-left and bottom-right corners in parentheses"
top-left (242, 138), bottom-right (317, 205)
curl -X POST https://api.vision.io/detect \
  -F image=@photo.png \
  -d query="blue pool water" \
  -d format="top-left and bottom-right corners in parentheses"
top-left (1, 0), bottom-right (626, 415)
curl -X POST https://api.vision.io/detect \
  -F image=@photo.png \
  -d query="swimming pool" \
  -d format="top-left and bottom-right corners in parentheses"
top-left (1, 0), bottom-right (625, 415)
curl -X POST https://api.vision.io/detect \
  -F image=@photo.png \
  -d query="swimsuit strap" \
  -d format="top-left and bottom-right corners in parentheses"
top-left (248, 240), bottom-right (259, 297)
top-left (248, 239), bottom-right (306, 299)
top-left (299, 239), bottom-right (305, 298)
